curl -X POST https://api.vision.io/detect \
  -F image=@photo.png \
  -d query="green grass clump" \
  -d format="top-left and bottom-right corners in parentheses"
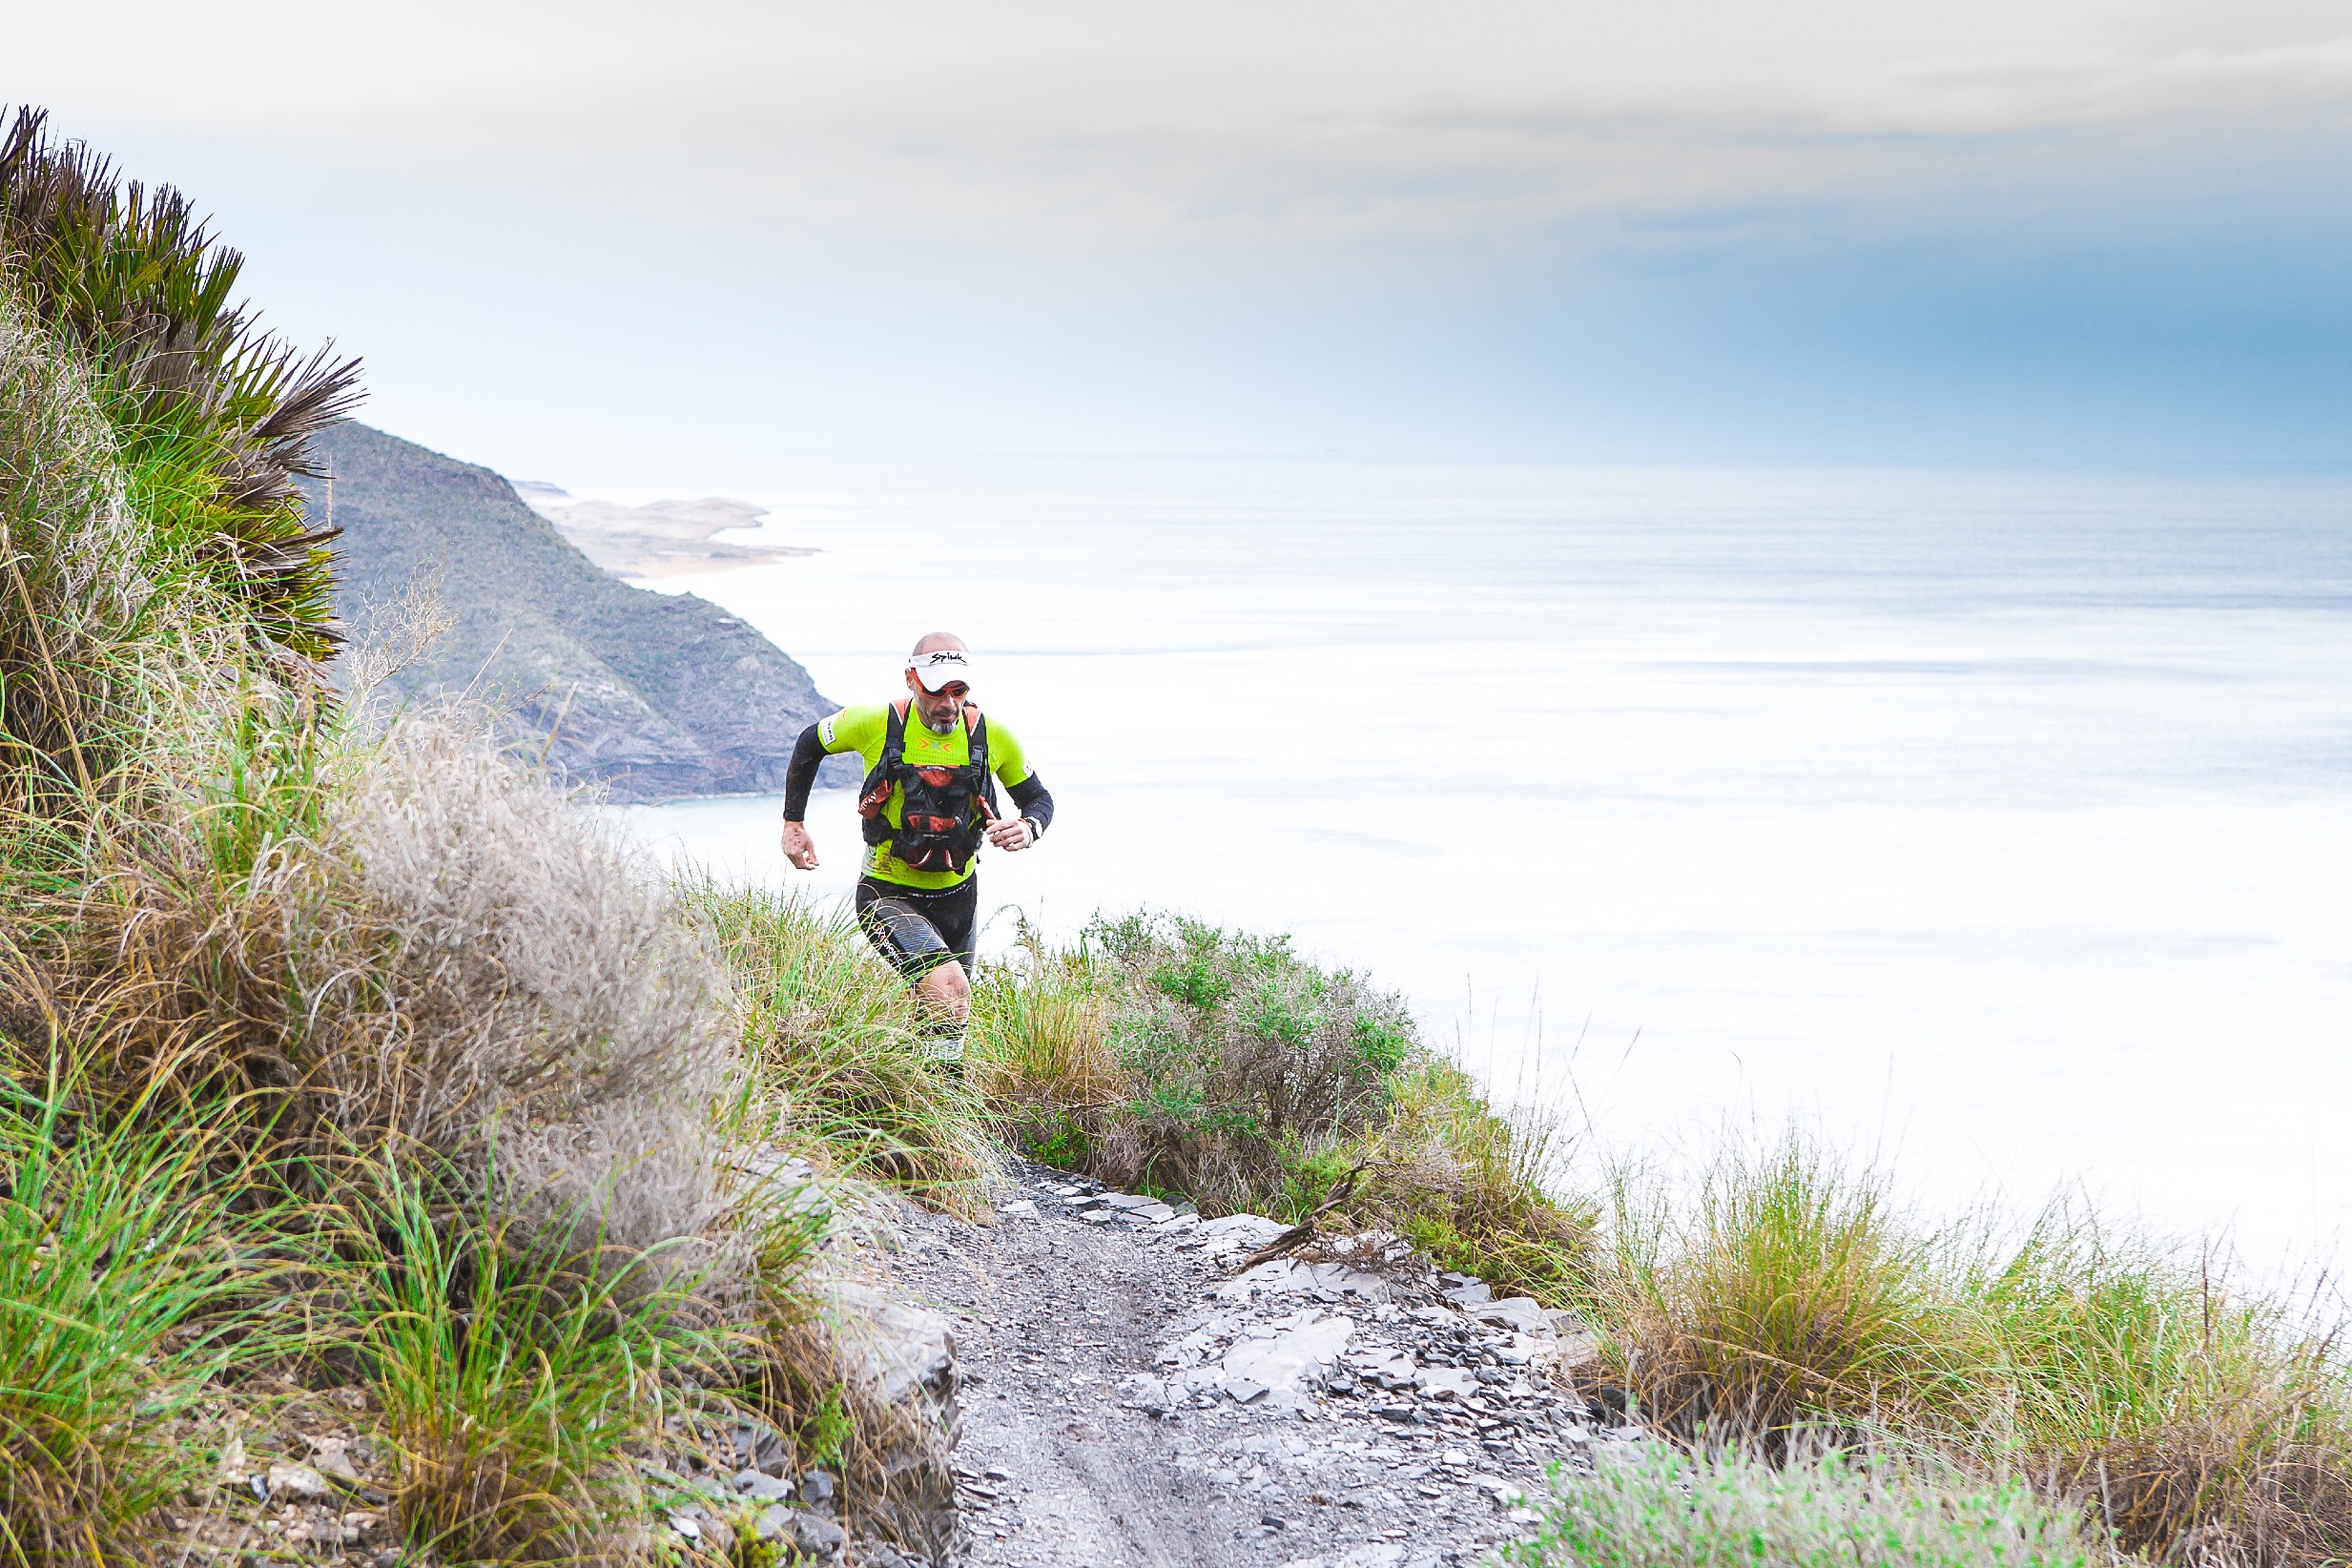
top-left (1970, 1201), bottom-right (2352, 1563)
top-left (1589, 1135), bottom-right (1977, 1449)
top-left (1499, 1443), bottom-right (2098, 1568)
top-left (0, 1060), bottom-right (279, 1563)
top-left (353, 1163), bottom-right (716, 1562)
top-left (970, 910), bottom-right (1593, 1302)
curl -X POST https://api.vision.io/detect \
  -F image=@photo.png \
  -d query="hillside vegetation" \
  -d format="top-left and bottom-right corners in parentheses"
top-left (0, 105), bottom-right (930, 1564)
top-left (4, 101), bottom-right (2348, 1568)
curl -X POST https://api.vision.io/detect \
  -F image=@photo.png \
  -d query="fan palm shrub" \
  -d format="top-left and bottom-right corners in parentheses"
top-left (0, 104), bottom-right (357, 690)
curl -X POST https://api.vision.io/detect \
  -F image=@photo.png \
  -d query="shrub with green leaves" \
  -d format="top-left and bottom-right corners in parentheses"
top-left (969, 911), bottom-right (1593, 1301)
top-left (1079, 911), bottom-right (1414, 1201)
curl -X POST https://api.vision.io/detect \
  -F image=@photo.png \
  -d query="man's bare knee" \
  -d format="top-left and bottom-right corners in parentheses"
top-left (918, 960), bottom-right (971, 1025)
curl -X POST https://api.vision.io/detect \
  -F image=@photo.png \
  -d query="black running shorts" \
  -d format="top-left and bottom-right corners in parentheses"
top-left (854, 876), bottom-right (980, 981)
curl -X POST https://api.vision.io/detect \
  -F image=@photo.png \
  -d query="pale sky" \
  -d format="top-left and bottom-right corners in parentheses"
top-left (10, 0), bottom-right (2349, 480)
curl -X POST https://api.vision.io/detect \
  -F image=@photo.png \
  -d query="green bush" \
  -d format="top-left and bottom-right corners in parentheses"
top-left (970, 910), bottom-right (1593, 1301)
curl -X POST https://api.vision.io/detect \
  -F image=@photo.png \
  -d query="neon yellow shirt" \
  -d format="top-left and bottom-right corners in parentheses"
top-left (816, 702), bottom-right (1036, 889)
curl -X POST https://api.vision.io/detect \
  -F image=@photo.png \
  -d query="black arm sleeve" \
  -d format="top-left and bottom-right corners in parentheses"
top-left (782, 724), bottom-right (827, 820)
top-left (1006, 773), bottom-right (1054, 836)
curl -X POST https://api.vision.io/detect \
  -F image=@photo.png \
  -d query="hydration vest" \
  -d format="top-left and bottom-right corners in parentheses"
top-left (856, 699), bottom-right (1000, 874)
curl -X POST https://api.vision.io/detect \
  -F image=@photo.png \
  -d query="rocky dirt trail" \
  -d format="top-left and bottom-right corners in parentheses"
top-left (879, 1160), bottom-right (1638, 1568)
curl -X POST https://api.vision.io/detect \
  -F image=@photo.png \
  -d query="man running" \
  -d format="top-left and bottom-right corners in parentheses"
top-left (779, 632), bottom-right (1054, 1063)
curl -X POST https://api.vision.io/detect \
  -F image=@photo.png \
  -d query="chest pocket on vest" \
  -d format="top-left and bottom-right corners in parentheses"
top-left (857, 703), bottom-right (998, 873)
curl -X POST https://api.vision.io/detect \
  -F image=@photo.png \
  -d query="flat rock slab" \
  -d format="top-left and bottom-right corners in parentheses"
top-left (1221, 1315), bottom-right (1355, 1398)
top-left (1220, 1258), bottom-right (1400, 1305)
top-left (1193, 1213), bottom-right (1291, 1249)
top-left (1463, 1297), bottom-right (1551, 1336)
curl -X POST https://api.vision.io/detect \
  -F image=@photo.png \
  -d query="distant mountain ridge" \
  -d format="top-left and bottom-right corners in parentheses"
top-left (304, 422), bottom-right (850, 802)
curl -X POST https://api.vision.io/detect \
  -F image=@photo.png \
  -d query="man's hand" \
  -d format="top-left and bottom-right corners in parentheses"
top-left (781, 818), bottom-right (819, 870)
top-left (986, 815), bottom-right (1035, 853)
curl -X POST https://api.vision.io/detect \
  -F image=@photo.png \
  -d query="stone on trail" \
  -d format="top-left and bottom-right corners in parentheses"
top-left (1218, 1257), bottom-right (1397, 1303)
top-left (734, 1469), bottom-right (795, 1501)
top-left (1280, 1547), bottom-right (1414, 1568)
top-left (1117, 1372), bottom-right (1174, 1413)
top-left (307, 1443), bottom-right (361, 1484)
top-left (1347, 1348), bottom-right (1420, 1389)
top-left (1441, 1279), bottom-right (1494, 1306)
top-left (264, 1463), bottom-right (330, 1500)
top-left (1416, 1366), bottom-right (1479, 1401)
top-left (756, 1504), bottom-right (848, 1556)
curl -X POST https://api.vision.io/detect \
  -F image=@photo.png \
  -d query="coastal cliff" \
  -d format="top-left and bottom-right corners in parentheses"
top-left (305, 421), bottom-right (845, 802)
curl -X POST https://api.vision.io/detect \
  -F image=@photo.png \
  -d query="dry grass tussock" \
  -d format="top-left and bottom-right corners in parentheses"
top-left (299, 712), bottom-right (744, 1260)
top-left (1582, 1128), bottom-right (2352, 1565)
top-left (0, 290), bottom-right (149, 790)
top-left (2, 695), bottom-right (752, 1274)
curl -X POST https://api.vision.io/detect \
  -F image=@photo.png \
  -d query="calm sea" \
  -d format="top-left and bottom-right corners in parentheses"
top-left (615, 460), bottom-right (2352, 1269)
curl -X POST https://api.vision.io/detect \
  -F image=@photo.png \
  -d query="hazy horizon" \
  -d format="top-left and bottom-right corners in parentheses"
top-left (10, 0), bottom-right (2349, 485)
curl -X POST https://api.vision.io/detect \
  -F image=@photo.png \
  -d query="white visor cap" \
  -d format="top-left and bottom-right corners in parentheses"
top-left (907, 646), bottom-right (978, 691)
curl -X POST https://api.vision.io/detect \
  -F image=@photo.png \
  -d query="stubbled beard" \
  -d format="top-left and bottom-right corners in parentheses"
top-left (919, 705), bottom-right (959, 735)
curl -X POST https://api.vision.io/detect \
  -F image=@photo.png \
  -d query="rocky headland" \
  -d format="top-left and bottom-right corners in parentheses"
top-left (516, 488), bottom-right (816, 581)
top-left (308, 422), bottom-right (854, 802)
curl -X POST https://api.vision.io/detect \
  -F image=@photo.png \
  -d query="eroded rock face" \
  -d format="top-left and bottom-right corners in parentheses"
top-left (838, 1283), bottom-right (962, 1427)
top-left (830, 1279), bottom-right (964, 1562)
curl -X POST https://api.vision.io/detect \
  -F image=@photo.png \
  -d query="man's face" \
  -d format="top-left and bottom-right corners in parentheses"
top-left (905, 668), bottom-right (968, 734)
